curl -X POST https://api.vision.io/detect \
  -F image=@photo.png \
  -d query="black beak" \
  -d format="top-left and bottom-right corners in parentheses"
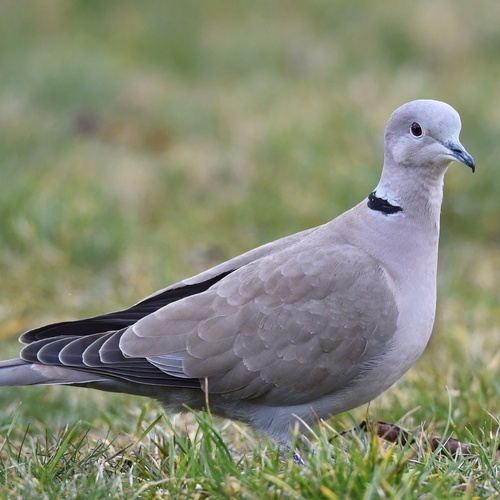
top-left (445, 141), bottom-right (476, 173)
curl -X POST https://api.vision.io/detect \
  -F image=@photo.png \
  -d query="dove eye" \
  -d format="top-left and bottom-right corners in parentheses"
top-left (410, 122), bottom-right (423, 138)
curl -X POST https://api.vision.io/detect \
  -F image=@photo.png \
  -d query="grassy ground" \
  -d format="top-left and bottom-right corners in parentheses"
top-left (0, 1), bottom-right (498, 498)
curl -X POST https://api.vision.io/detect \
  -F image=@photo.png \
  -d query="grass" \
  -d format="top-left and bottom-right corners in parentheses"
top-left (0, 0), bottom-right (498, 497)
top-left (0, 405), bottom-right (498, 498)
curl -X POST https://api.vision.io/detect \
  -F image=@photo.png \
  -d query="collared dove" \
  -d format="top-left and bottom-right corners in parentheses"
top-left (0, 99), bottom-right (475, 462)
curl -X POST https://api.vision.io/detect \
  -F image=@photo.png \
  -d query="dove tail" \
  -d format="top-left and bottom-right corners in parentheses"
top-left (0, 358), bottom-right (107, 386)
top-left (0, 358), bottom-right (192, 399)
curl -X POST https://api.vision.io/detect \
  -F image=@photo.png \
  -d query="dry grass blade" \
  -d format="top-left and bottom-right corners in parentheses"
top-left (338, 420), bottom-right (498, 458)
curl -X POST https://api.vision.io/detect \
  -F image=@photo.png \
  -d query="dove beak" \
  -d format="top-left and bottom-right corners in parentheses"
top-left (445, 141), bottom-right (476, 173)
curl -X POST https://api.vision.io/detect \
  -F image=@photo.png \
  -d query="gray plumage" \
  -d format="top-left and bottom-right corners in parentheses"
top-left (0, 99), bottom-right (475, 456)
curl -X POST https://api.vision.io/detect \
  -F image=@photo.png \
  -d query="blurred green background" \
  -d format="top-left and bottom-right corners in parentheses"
top-left (0, 0), bottom-right (498, 424)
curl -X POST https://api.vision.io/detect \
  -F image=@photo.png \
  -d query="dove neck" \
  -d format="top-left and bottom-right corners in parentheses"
top-left (374, 160), bottom-right (447, 219)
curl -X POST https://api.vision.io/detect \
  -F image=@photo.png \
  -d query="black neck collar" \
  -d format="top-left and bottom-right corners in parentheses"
top-left (367, 191), bottom-right (402, 215)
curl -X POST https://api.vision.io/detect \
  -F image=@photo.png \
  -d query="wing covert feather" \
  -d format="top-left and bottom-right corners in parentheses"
top-left (121, 241), bottom-right (398, 404)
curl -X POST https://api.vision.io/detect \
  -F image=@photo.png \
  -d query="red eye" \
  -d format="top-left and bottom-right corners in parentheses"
top-left (410, 122), bottom-right (423, 137)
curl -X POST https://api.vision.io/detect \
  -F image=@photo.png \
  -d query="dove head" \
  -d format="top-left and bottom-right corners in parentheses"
top-left (384, 99), bottom-right (475, 173)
